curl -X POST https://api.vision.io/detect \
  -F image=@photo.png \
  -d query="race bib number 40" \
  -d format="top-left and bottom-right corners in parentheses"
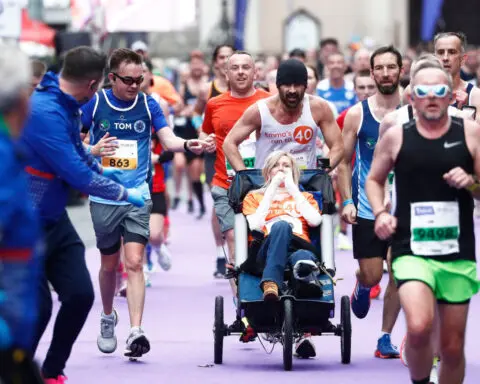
top-left (102, 139), bottom-right (138, 170)
top-left (410, 201), bottom-right (460, 256)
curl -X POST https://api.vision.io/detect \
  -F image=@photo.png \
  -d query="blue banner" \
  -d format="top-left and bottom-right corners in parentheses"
top-left (421, 0), bottom-right (444, 41)
top-left (234, 0), bottom-right (248, 50)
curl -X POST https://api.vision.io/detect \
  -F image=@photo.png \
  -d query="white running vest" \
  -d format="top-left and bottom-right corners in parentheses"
top-left (255, 96), bottom-right (320, 169)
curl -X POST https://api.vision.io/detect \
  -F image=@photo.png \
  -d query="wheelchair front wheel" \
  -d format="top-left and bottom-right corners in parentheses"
top-left (282, 298), bottom-right (293, 371)
top-left (340, 295), bottom-right (352, 364)
top-left (214, 296), bottom-right (225, 364)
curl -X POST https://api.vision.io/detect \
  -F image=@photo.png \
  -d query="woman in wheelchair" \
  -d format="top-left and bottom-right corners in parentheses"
top-left (242, 151), bottom-right (323, 301)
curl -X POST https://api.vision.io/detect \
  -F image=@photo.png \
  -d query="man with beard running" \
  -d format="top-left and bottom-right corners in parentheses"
top-left (337, 45), bottom-right (403, 359)
top-left (224, 59), bottom-right (343, 172)
top-left (366, 64), bottom-right (480, 384)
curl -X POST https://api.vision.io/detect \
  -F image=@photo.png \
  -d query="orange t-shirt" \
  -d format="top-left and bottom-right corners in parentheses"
top-left (242, 191), bottom-right (320, 243)
top-left (202, 89), bottom-right (270, 189)
top-left (151, 76), bottom-right (181, 106)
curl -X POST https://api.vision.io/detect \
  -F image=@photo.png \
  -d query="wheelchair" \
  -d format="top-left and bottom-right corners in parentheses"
top-left (213, 166), bottom-right (352, 371)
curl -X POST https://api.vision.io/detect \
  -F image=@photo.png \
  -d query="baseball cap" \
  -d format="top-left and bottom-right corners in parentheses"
top-left (131, 41), bottom-right (148, 53)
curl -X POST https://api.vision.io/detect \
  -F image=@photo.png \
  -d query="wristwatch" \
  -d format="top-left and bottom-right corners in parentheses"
top-left (183, 140), bottom-right (191, 153)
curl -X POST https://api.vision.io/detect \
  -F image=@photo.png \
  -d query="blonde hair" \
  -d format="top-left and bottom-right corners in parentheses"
top-left (261, 150), bottom-right (301, 188)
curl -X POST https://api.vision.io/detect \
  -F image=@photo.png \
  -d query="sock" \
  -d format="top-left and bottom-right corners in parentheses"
top-left (411, 378), bottom-right (430, 384)
top-left (192, 181), bottom-right (205, 211)
top-left (102, 311), bottom-right (114, 318)
top-left (131, 326), bottom-right (141, 333)
top-left (380, 331), bottom-right (390, 338)
top-left (216, 245), bottom-right (225, 260)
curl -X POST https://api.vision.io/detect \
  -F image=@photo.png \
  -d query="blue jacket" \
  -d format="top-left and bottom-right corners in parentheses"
top-left (21, 72), bottom-right (127, 223)
top-left (0, 127), bottom-right (41, 351)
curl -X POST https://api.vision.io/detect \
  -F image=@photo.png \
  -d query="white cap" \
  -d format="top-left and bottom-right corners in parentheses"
top-left (131, 41), bottom-right (148, 53)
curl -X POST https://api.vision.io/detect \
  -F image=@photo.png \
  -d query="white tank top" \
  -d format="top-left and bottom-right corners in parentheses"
top-left (255, 96), bottom-right (320, 169)
top-left (396, 104), bottom-right (460, 125)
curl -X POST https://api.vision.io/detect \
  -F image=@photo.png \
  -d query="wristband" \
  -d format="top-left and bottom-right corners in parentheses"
top-left (342, 199), bottom-right (353, 207)
top-left (191, 115), bottom-right (203, 130)
top-left (467, 183), bottom-right (480, 192)
top-left (86, 145), bottom-right (92, 154)
top-left (183, 140), bottom-right (190, 153)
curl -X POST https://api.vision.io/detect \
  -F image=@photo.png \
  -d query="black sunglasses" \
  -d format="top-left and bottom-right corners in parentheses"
top-left (112, 72), bottom-right (144, 86)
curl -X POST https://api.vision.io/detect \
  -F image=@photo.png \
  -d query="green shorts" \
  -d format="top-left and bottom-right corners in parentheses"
top-left (392, 256), bottom-right (480, 304)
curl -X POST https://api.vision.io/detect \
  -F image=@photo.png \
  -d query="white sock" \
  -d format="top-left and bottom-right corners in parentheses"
top-left (380, 332), bottom-right (390, 338)
top-left (216, 245), bottom-right (225, 260)
top-left (131, 326), bottom-right (141, 333)
top-left (102, 311), bottom-right (114, 319)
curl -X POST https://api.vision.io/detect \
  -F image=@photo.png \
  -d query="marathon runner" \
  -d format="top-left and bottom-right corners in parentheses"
top-left (171, 51), bottom-right (208, 218)
top-left (337, 45), bottom-right (403, 358)
top-left (224, 58), bottom-right (343, 171)
top-left (80, 48), bottom-right (205, 360)
top-left (22, 47), bottom-right (146, 383)
top-left (193, 44), bottom-right (234, 278)
top-left (0, 46), bottom-right (44, 384)
top-left (366, 64), bottom-right (480, 384)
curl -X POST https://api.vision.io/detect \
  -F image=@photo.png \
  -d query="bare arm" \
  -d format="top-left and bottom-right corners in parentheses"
top-left (366, 126), bottom-right (402, 216)
top-left (379, 110), bottom-right (398, 139)
top-left (312, 97), bottom-right (344, 170)
top-left (159, 98), bottom-right (171, 127)
top-left (462, 120), bottom-right (480, 199)
top-left (193, 82), bottom-right (209, 116)
top-left (336, 105), bottom-right (361, 202)
top-left (223, 103), bottom-right (261, 171)
top-left (468, 87), bottom-right (480, 124)
top-left (156, 127), bottom-right (187, 152)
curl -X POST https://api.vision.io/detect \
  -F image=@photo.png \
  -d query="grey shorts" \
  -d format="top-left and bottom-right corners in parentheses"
top-left (90, 200), bottom-right (153, 254)
top-left (211, 185), bottom-right (234, 233)
top-left (204, 152), bottom-right (216, 186)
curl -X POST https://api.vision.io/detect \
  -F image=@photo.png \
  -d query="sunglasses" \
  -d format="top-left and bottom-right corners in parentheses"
top-left (413, 84), bottom-right (450, 99)
top-left (112, 72), bottom-right (144, 86)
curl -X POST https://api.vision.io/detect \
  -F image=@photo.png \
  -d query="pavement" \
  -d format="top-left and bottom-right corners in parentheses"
top-left (34, 196), bottom-right (480, 384)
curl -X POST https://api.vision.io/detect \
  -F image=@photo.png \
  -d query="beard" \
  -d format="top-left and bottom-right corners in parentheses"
top-left (420, 108), bottom-right (448, 121)
top-left (279, 89), bottom-right (305, 109)
top-left (375, 75), bottom-right (400, 95)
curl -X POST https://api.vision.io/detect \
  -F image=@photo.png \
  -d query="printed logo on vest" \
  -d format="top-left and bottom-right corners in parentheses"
top-left (293, 125), bottom-right (314, 145)
top-left (99, 119), bottom-right (110, 131)
top-left (365, 137), bottom-right (377, 149)
top-left (134, 120), bottom-right (146, 133)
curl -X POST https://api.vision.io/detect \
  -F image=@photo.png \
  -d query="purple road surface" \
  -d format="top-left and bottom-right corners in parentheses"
top-left (36, 208), bottom-right (480, 384)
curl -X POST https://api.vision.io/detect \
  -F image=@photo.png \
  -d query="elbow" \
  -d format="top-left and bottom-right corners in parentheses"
top-left (222, 138), bottom-right (231, 153)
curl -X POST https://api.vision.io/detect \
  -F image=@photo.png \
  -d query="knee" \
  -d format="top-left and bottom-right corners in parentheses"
top-left (101, 256), bottom-right (120, 273)
top-left (270, 221), bottom-right (293, 236)
top-left (65, 284), bottom-right (94, 312)
top-left (291, 249), bottom-right (316, 263)
top-left (440, 333), bottom-right (464, 364)
top-left (407, 318), bottom-right (433, 348)
top-left (149, 230), bottom-right (164, 246)
top-left (125, 255), bottom-right (144, 273)
top-left (360, 269), bottom-right (383, 287)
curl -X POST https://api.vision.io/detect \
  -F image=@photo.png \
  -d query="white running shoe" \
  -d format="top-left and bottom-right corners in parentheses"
top-left (156, 244), bottom-right (172, 271)
top-left (336, 232), bottom-right (353, 251)
top-left (97, 310), bottom-right (118, 354)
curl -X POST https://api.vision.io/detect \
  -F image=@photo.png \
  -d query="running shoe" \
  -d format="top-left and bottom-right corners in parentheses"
top-left (213, 257), bottom-right (226, 278)
top-left (117, 280), bottom-right (127, 297)
top-left (44, 375), bottom-right (68, 384)
top-left (171, 197), bottom-right (180, 210)
top-left (370, 283), bottom-right (382, 299)
top-left (374, 334), bottom-right (400, 358)
top-left (187, 199), bottom-right (194, 213)
top-left (350, 280), bottom-right (371, 319)
top-left (97, 309), bottom-right (119, 354)
top-left (144, 271), bottom-right (151, 288)
top-left (430, 356), bottom-right (439, 384)
top-left (400, 334), bottom-right (408, 366)
top-left (156, 244), bottom-right (172, 271)
top-left (295, 335), bottom-right (316, 358)
top-left (337, 232), bottom-right (353, 250)
top-left (124, 328), bottom-right (150, 359)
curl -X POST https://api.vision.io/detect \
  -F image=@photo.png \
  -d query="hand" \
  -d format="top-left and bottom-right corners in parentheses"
top-left (102, 167), bottom-right (123, 182)
top-left (204, 134), bottom-right (217, 153)
top-left (151, 153), bottom-right (160, 164)
top-left (453, 89), bottom-right (468, 109)
top-left (126, 188), bottom-right (145, 207)
top-left (374, 211), bottom-right (397, 240)
top-left (186, 139), bottom-right (207, 155)
top-left (92, 133), bottom-right (118, 157)
top-left (341, 203), bottom-right (357, 224)
top-left (284, 170), bottom-right (299, 195)
top-left (270, 171), bottom-right (285, 188)
top-left (443, 167), bottom-right (475, 189)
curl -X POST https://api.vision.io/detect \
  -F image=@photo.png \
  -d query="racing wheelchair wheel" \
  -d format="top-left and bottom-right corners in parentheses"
top-left (340, 295), bottom-right (352, 364)
top-left (214, 296), bottom-right (225, 364)
top-left (282, 298), bottom-right (294, 371)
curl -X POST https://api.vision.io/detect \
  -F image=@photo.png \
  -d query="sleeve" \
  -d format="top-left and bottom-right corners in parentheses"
top-left (201, 101), bottom-right (214, 135)
top-left (25, 111), bottom-right (127, 201)
top-left (0, 152), bottom-right (16, 235)
top-left (242, 192), bottom-right (260, 216)
top-left (80, 94), bottom-right (97, 131)
top-left (305, 192), bottom-right (320, 213)
top-left (147, 95), bottom-right (169, 132)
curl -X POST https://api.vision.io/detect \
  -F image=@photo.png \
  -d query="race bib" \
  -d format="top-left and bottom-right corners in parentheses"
top-left (387, 172), bottom-right (395, 193)
top-left (174, 116), bottom-right (187, 126)
top-left (410, 201), bottom-right (460, 256)
top-left (225, 133), bottom-right (256, 177)
top-left (102, 139), bottom-right (138, 170)
top-left (265, 215), bottom-right (303, 236)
